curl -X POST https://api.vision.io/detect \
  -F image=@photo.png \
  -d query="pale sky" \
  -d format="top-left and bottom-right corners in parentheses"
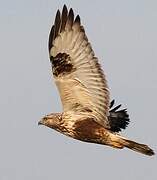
top-left (0, 0), bottom-right (157, 179)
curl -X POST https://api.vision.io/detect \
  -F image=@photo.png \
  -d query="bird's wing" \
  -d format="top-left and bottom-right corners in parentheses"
top-left (48, 5), bottom-right (110, 128)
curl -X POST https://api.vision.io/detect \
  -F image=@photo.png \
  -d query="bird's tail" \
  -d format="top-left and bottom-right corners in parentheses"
top-left (108, 134), bottom-right (155, 156)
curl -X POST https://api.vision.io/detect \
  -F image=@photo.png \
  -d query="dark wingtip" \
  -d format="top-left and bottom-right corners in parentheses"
top-left (49, 8), bottom-right (62, 52)
top-left (63, 4), bottom-right (67, 9)
top-left (62, 4), bottom-right (68, 18)
top-left (62, 4), bottom-right (68, 16)
top-left (60, 4), bottom-right (68, 32)
top-left (49, 5), bottom-right (81, 53)
top-left (54, 9), bottom-right (61, 38)
top-left (74, 14), bottom-right (81, 24)
top-left (48, 25), bottom-right (54, 51)
top-left (68, 8), bottom-right (74, 22)
top-left (69, 8), bottom-right (74, 16)
top-left (55, 9), bottom-right (61, 24)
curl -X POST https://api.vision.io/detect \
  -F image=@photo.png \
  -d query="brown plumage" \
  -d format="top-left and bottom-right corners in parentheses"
top-left (39, 5), bottom-right (155, 156)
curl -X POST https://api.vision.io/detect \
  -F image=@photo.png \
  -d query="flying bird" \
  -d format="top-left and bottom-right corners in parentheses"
top-left (38, 5), bottom-right (154, 156)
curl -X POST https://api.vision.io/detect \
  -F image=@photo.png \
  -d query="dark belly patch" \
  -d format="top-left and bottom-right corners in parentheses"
top-left (73, 118), bottom-right (105, 141)
top-left (50, 53), bottom-right (75, 76)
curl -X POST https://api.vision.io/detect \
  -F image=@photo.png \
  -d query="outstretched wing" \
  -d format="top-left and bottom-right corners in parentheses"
top-left (48, 5), bottom-right (110, 128)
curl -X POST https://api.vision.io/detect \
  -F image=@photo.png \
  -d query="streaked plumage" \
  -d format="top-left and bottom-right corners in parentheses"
top-left (39, 5), bottom-right (154, 156)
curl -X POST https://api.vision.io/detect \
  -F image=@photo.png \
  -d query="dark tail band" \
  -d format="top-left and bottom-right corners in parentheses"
top-left (123, 139), bottom-right (155, 156)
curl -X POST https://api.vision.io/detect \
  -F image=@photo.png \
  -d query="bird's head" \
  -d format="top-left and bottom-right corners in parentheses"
top-left (38, 113), bottom-right (62, 129)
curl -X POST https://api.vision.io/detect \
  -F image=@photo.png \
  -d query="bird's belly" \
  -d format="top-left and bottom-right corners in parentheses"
top-left (72, 119), bottom-right (109, 145)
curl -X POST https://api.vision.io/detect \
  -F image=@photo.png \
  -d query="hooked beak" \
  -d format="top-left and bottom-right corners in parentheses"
top-left (38, 119), bottom-right (44, 125)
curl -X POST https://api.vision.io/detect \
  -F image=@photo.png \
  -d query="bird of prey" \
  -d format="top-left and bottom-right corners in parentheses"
top-left (38, 5), bottom-right (154, 156)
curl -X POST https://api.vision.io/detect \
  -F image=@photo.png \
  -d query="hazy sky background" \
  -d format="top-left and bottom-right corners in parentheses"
top-left (0, 0), bottom-right (157, 179)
